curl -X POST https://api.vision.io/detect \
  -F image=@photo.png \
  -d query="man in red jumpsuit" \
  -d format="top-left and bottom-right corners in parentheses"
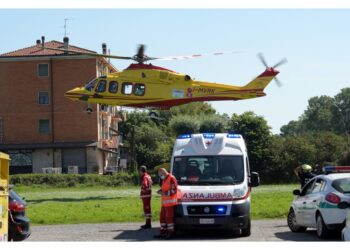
top-left (139, 165), bottom-right (153, 229)
top-left (154, 168), bottom-right (178, 239)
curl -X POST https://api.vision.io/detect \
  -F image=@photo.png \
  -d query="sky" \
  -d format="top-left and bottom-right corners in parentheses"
top-left (1, 8), bottom-right (350, 134)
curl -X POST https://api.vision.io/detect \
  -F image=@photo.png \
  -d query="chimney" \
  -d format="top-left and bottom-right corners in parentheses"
top-left (102, 43), bottom-right (107, 55)
top-left (63, 37), bottom-right (69, 54)
top-left (36, 39), bottom-right (41, 45)
top-left (41, 36), bottom-right (45, 45)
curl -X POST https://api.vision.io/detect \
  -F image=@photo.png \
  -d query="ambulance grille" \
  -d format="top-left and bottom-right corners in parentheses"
top-left (187, 205), bottom-right (227, 215)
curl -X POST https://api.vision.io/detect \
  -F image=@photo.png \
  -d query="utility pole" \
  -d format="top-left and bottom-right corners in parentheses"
top-left (130, 125), bottom-right (136, 173)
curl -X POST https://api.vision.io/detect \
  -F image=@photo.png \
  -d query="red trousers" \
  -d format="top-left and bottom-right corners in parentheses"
top-left (142, 198), bottom-right (151, 224)
top-left (160, 206), bottom-right (175, 236)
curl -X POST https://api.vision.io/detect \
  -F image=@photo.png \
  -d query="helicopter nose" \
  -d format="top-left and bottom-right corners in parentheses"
top-left (65, 87), bottom-right (84, 101)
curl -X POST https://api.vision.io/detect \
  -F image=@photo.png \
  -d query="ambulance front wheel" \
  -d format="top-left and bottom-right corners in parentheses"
top-left (241, 217), bottom-right (251, 237)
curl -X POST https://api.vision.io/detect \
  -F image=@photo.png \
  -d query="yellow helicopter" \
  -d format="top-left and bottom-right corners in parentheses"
top-left (42, 45), bottom-right (287, 112)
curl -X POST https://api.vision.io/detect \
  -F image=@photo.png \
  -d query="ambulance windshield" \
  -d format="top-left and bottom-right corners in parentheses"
top-left (172, 155), bottom-right (244, 185)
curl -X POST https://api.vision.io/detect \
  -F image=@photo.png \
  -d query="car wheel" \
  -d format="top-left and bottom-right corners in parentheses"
top-left (241, 217), bottom-right (251, 237)
top-left (316, 213), bottom-right (331, 239)
top-left (287, 209), bottom-right (307, 232)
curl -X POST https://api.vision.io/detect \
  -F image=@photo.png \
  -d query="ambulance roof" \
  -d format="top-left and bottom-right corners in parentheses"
top-left (173, 133), bottom-right (247, 157)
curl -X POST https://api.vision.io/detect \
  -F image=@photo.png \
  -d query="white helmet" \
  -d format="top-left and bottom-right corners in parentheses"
top-left (301, 164), bottom-right (312, 173)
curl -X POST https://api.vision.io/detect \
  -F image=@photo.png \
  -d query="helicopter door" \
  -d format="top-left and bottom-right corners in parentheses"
top-left (159, 71), bottom-right (170, 84)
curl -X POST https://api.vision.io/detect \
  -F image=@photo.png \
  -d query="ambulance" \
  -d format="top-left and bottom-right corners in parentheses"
top-left (171, 133), bottom-right (259, 236)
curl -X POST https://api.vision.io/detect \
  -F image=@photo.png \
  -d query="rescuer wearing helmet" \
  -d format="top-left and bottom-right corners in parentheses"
top-left (294, 164), bottom-right (316, 188)
top-left (139, 165), bottom-right (153, 229)
top-left (154, 168), bottom-right (178, 239)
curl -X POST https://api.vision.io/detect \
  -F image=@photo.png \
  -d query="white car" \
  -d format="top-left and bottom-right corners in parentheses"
top-left (287, 166), bottom-right (350, 239)
top-left (338, 201), bottom-right (350, 241)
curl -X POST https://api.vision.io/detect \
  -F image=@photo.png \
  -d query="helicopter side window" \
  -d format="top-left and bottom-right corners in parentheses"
top-left (109, 81), bottom-right (118, 94)
top-left (96, 80), bottom-right (107, 93)
top-left (122, 82), bottom-right (133, 95)
top-left (134, 83), bottom-right (145, 96)
top-left (85, 78), bottom-right (97, 91)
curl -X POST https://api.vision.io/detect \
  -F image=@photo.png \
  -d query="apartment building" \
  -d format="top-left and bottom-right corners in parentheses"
top-left (0, 36), bottom-right (123, 174)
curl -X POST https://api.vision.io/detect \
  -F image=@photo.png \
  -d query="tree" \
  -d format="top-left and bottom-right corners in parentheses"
top-left (332, 88), bottom-right (350, 135)
top-left (169, 115), bottom-right (200, 135)
top-left (311, 131), bottom-right (346, 167)
top-left (134, 124), bottom-right (172, 169)
top-left (199, 114), bottom-right (228, 133)
top-left (303, 95), bottom-right (334, 133)
top-left (159, 102), bottom-right (216, 124)
top-left (280, 120), bottom-right (303, 136)
top-left (228, 112), bottom-right (272, 175)
top-left (276, 136), bottom-right (317, 182)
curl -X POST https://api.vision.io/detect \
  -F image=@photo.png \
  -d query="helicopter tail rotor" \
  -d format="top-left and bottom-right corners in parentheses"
top-left (257, 53), bottom-right (287, 87)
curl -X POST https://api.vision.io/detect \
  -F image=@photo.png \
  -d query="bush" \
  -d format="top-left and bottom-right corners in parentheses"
top-left (10, 173), bottom-right (141, 187)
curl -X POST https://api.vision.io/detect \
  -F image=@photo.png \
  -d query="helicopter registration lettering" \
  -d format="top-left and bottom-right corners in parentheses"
top-left (192, 88), bottom-right (215, 95)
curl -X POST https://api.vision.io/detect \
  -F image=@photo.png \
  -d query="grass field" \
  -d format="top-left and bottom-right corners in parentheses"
top-left (13, 184), bottom-right (299, 225)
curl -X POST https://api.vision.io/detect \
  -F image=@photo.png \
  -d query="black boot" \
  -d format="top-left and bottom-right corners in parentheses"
top-left (140, 219), bottom-right (152, 229)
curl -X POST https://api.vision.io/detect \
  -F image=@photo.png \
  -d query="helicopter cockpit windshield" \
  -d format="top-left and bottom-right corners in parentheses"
top-left (85, 78), bottom-right (98, 91)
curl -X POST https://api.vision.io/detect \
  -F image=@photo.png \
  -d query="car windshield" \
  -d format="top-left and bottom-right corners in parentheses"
top-left (9, 189), bottom-right (25, 203)
top-left (332, 178), bottom-right (350, 194)
top-left (85, 78), bottom-right (98, 91)
top-left (172, 155), bottom-right (244, 185)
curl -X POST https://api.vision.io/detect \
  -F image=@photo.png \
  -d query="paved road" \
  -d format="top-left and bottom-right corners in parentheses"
top-left (26, 219), bottom-right (341, 241)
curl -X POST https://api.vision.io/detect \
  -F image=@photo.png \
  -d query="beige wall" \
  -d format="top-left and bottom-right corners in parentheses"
top-left (32, 149), bottom-right (54, 173)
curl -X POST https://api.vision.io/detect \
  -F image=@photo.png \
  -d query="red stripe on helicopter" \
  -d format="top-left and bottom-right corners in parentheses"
top-left (258, 68), bottom-right (279, 78)
top-left (126, 96), bottom-right (242, 109)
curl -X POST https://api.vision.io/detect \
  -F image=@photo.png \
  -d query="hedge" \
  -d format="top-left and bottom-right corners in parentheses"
top-left (9, 172), bottom-right (160, 187)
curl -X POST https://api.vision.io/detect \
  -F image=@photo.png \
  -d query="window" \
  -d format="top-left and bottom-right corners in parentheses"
top-left (301, 179), bottom-right (315, 196)
top-left (85, 78), bottom-right (97, 91)
top-left (311, 179), bottom-right (326, 193)
top-left (38, 91), bottom-right (49, 105)
top-left (332, 178), bottom-right (350, 194)
top-left (172, 155), bottom-right (244, 185)
top-left (39, 119), bottom-right (50, 134)
top-left (96, 80), bottom-right (107, 93)
top-left (134, 83), bottom-right (145, 96)
top-left (109, 81), bottom-right (118, 93)
top-left (38, 64), bottom-right (49, 77)
top-left (122, 82), bottom-right (133, 95)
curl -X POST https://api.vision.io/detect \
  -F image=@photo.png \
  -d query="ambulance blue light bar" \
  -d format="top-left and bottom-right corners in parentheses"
top-left (203, 133), bottom-right (215, 139)
top-left (177, 134), bottom-right (191, 139)
top-left (227, 133), bottom-right (241, 138)
top-left (323, 166), bottom-right (350, 174)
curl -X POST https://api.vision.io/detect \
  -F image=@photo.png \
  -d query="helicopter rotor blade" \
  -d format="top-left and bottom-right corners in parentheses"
top-left (38, 46), bottom-right (133, 60)
top-left (136, 44), bottom-right (145, 59)
top-left (274, 77), bottom-right (283, 88)
top-left (272, 58), bottom-right (288, 68)
top-left (155, 51), bottom-right (242, 61)
top-left (257, 53), bottom-right (269, 68)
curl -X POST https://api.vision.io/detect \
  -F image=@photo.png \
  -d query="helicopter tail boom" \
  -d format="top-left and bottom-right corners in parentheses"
top-left (242, 68), bottom-right (279, 91)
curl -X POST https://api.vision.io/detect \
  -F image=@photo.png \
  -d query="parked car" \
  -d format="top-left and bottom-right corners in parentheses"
top-left (338, 201), bottom-right (350, 241)
top-left (8, 186), bottom-right (31, 241)
top-left (287, 166), bottom-right (350, 239)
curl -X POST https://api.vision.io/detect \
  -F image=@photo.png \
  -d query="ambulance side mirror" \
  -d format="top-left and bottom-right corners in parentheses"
top-left (293, 189), bottom-right (301, 196)
top-left (249, 172), bottom-right (260, 187)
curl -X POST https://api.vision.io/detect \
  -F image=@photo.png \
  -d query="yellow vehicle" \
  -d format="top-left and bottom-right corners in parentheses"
top-left (0, 152), bottom-right (9, 242)
top-left (43, 45), bottom-right (286, 110)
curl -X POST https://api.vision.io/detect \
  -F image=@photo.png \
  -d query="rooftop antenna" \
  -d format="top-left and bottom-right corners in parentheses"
top-left (64, 18), bottom-right (69, 37)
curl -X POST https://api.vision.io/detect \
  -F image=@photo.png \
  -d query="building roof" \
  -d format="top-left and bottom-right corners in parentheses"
top-left (0, 40), bottom-right (97, 58)
top-left (0, 39), bottom-right (118, 72)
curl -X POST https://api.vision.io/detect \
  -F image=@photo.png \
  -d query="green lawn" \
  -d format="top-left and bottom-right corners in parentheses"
top-left (13, 184), bottom-right (299, 225)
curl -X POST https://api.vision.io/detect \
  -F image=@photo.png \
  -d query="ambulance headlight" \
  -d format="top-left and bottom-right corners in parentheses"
top-left (233, 188), bottom-right (245, 198)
